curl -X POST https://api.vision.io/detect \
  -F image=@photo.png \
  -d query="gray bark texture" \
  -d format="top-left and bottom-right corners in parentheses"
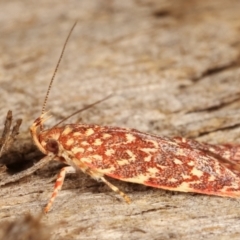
top-left (1, 0), bottom-right (240, 239)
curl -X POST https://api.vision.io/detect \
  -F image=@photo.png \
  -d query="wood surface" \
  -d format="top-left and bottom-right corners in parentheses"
top-left (1, 0), bottom-right (240, 239)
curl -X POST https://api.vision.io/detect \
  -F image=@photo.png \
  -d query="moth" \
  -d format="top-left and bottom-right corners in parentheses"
top-left (3, 23), bottom-right (240, 213)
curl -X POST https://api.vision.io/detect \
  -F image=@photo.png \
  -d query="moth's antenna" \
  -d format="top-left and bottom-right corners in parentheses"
top-left (41, 22), bottom-right (77, 118)
top-left (52, 94), bottom-right (113, 128)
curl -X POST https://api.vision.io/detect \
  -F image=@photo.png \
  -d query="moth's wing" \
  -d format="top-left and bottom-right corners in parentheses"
top-left (172, 136), bottom-right (240, 174)
top-left (80, 127), bottom-right (240, 198)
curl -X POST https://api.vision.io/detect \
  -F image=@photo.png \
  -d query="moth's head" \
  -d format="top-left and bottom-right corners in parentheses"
top-left (38, 127), bottom-right (61, 155)
top-left (30, 113), bottom-right (56, 155)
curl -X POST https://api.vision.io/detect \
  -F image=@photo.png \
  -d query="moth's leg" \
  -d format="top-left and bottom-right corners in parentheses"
top-left (99, 176), bottom-right (131, 204)
top-left (73, 158), bottom-right (131, 203)
top-left (44, 166), bottom-right (76, 213)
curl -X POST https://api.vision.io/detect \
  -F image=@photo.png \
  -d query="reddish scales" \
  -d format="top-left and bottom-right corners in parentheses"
top-left (173, 137), bottom-right (240, 174)
top-left (30, 116), bottom-right (240, 213)
top-left (27, 23), bottom-right (240, 213)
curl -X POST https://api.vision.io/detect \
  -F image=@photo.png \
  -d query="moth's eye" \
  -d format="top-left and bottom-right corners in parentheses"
top-left (46, 139), bottom-right (59, 154)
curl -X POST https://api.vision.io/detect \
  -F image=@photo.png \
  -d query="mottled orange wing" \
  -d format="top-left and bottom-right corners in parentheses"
top-left (54, 124), bottom-right (240, 198)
